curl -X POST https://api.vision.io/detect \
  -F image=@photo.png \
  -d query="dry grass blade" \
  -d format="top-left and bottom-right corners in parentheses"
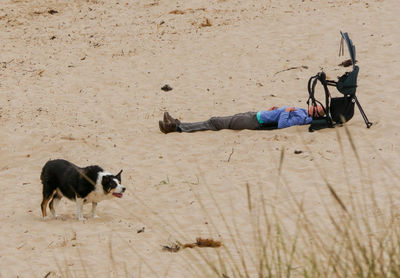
top-left (325, 181), bottom-right (348, 213)
top-left (246, 183), bottom-right (251, 212)
top-left (108, 239), bottom-right (119, 278)
top-left (278, 147), bottom-right (285, 175)
top-left (169, 9), bottom-right (185, 14)
top-left (115, 196), bottom-right (211, 276)
top-left (76, 243), bottom-right (89, 278)
top-left (187, 178), bottom-right (246, 277)
top-left (343, 123), bottom-right (362, 169)
top-left (119, 237), bottom-right (161, 278)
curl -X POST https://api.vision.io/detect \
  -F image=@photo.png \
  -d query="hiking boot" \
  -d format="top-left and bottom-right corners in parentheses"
top-left (163, 112), bottom-right (181, 125)
top-left (163, 112), bottom-right (169, 124)
top-left (159, 121), bottom-right (167, 134)
top-left (159, 120), bottom-right (177, 134)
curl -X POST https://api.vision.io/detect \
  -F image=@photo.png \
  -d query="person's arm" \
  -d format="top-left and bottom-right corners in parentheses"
top-left (277, 107), bottom-right (304, 129)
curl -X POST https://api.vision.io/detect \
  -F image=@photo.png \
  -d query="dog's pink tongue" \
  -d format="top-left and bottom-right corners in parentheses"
top-left (113, 193), bottom-right (123, 198)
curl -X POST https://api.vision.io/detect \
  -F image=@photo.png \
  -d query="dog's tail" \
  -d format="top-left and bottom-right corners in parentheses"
top-left (40, 162), bottom-right (57, 218)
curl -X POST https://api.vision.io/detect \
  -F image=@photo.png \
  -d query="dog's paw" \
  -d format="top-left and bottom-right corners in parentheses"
top-left (92, 214), bottom-right (100, 219)
top-left (78, 216), bottom-right (86, 221)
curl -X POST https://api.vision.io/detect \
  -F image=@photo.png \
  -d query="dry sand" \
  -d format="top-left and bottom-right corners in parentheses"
top-left (1, 0), bottom-right (400, 277)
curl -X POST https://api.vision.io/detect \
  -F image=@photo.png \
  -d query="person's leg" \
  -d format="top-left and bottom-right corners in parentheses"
top-left (178, 112), bottom-right (259, 132)
top-left (177, 119), bottom-right (221, 132)
top-left (228, 112), bottom-right (260, 130)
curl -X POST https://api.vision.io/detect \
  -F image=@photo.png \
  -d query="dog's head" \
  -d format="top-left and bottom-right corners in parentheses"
top-left (100, 170), bottom-right (126, 198)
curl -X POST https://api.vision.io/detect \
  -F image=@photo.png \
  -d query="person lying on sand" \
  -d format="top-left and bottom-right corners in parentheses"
top-left (159, 105), bottom-right (325, 134)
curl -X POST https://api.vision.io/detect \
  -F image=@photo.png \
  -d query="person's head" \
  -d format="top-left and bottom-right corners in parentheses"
top-left (308, 104), bottom-right (325, 117)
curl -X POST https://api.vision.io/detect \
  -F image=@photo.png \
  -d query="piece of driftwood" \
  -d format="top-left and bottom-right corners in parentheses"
top-left (162, 238), bottom-right (222, 252)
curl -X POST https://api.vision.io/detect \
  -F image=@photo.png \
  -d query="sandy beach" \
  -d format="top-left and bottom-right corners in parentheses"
top-left (1, 0), bottom-right (400, 277)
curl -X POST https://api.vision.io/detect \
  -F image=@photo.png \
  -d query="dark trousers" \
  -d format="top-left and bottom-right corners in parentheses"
top-left (178, 112), bottom-right (260, 132)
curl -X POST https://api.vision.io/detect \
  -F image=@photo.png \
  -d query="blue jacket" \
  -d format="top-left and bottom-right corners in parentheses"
top-left (256, 106), bottom-right (312, 129)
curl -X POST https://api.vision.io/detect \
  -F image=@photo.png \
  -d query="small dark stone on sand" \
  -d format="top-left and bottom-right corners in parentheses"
top-left (294, 150), bottom-right (303, 154)
top-left (161, 84), bottom-right (173, 91)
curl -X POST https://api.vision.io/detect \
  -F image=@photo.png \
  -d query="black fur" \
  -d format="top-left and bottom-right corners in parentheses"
top-left (41, 159), bottom-right (102, 201)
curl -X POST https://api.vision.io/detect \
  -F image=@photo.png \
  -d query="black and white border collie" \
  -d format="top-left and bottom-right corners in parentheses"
top-left (40, 159), bottom-right (126, 221)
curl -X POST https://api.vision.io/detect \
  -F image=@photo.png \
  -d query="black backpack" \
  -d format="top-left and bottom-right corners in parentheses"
top-left (307, 31), bottom-right (372, 131)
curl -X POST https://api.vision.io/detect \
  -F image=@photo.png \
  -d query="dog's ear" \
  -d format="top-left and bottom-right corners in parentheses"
top-left (115, 170), bottom-right (123, 183)
top-left (102, 175), bottom-right (112, 192)
top-left (102, 175), bottom-right (111, 183)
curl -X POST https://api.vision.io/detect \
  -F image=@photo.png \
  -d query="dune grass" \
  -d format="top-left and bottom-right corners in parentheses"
top-left (189, 126), bottom-right (400, 278)
top-left (52, 125), bottom-right (399, 278)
